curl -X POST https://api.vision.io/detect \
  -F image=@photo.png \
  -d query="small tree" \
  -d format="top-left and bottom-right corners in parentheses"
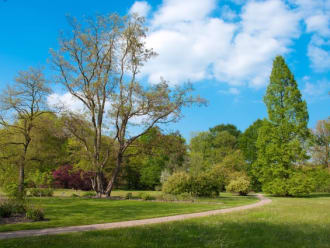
top-left (0, 68), bottom-right (51, 197)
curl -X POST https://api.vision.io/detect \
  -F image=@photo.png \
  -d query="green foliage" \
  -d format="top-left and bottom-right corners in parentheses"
top-left (226, 177), bottom-right (251, 196)
top-left (239, 119), bottom-right (264, 164)
top-left (125, 192), bottom-right (133, 199)
top-left (190, 172), bottom-right (221, 197)
top-left (0, 199), bottom-right (26, 218)
top-left (263, 172), bottom-right (313, 196)
top-left (138, 192), bottom-right (155, 201)
top-left (3, 183), bottom-right (27, 199)
top-left (262, 178), bottom-right (290, 196)
top-left (254, 56), bottom-right (309, 195)
top-left (189, 127), bottom-right (239, 172)
top-left (308, 168), bottom-right (330, 192)
top-left (287, 172), bottom-right (313, 196)
top-left (0, 201), bottom-right (13, 218)
top-left (26, 206), bottom-right (44, 221)
top-left (29, 188), bottom-right (54, 197)
top-left (27, 170), bottom-right (53, 188)
top-left (162, 172), bottom-right (191, 195)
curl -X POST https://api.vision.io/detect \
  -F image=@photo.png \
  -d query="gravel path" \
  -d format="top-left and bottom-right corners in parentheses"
top-left (0, 194), bottom-right (271, 240)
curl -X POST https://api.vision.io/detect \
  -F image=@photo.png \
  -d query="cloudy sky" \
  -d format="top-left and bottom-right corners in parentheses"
top-left (0, 0), bottom-right (329, 140)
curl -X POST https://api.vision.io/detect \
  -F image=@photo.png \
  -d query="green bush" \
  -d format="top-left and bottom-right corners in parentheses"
top-left (138, 193), bottom-right (154, 201)
top-left (263, 172), bottom-right (313, 197)
top-left (29, 188), bottom-right (54, 197)
top-left (287, 172), bottom-right (313, 196)
top-left (190, 172), bottom-right (220, 197)
top-left (177, 192), bottom-right (194, 201)
top-left (156, 193), bottom-right (178, 201)
top-left (308, 168), bottom-right (330, 193)
top-left (162, 172), bottom-right (191, 195)
top-left (0, 201), bottom-right (12, 218)
top-left (125, 192), bottom-right (133, 199)
top-left (226, 177), bottom-right (251, 196)
top-left (26, 206), bottom-right (44, 221)
top-left (262, 178), bottom-right (289, 196)
top-left (0, 199), bottom-right (26, 217)
top-left (3, 183), bottom-right (27, 199)
top-left (71, 193), bottom-right (80, 198)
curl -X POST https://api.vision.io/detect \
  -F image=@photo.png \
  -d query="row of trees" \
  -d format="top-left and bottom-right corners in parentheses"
top-left (0, 14), bottom-right (203, 198)
top-left (0, 13), bottom-right (328, 198)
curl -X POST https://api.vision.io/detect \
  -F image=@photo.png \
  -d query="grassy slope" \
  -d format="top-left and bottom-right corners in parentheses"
top-left (1, 194), bottom-right (329, 248)
top-left (0, 192), bottom-right (257, 232)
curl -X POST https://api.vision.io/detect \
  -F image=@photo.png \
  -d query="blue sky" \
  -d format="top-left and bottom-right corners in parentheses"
top-left (0, 0), bottom-right (329, 141)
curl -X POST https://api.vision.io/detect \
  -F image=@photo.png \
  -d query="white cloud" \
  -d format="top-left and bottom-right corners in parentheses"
top-left (302, 79), bottom-right (330, 101)
top-left (47, 92), bottom-right (85, 114)
top-left (219, 87), bottom-right (240, 95)
top-left (308, 35), bottom-right (330, 72)
top-left (137, 0), bottom-right (301, 88)
top-left (129, 1), bottom-right (151, 17)
top-left (151, 0), bottom-right (216, 27)
top-left (289, 0), bottom-right (330, 71)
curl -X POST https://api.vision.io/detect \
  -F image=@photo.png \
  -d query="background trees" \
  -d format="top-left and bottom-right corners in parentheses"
top-left (310, 119), bottom-right (329, 168)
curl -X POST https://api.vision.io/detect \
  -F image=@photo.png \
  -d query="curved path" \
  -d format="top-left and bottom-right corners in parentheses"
top-left (0, 194), bottom-right (271, 240)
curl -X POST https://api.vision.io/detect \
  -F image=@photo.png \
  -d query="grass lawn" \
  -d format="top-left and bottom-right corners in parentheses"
top-left (0, 191), bottom-right (257, 232)
top-left (1, 193), bottom-right (329, 248)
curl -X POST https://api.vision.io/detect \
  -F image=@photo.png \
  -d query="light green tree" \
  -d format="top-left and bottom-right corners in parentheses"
top-left (253, 56), bottom-right (309, 195)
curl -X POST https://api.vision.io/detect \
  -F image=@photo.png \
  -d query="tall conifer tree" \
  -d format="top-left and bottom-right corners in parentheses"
top-left (253, 56), bottom-right (309, 195)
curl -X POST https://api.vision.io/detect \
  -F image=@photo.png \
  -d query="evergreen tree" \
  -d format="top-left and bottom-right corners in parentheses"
top-left (253, 56), bottom-right (309, 195)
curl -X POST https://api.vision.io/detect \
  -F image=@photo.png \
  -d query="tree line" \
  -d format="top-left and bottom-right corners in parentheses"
top-left (0, 13), bottom-right (329, 198)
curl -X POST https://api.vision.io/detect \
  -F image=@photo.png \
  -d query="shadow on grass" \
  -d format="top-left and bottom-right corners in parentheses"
top-left (0, 220), bottom-right (329, 248)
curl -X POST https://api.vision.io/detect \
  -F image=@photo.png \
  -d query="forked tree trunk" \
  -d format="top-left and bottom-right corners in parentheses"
top-left (105, 152), bottom-right (123, 197)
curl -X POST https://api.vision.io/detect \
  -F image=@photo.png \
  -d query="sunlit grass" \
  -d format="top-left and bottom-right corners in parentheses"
top-left (0, 190), bottom-right (257, 232)
top-left (1, 193), bottom-right (329, 248)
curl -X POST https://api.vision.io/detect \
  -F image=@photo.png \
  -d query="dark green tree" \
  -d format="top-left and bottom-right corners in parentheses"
top-left (253, 56), bottom-right (309, 195)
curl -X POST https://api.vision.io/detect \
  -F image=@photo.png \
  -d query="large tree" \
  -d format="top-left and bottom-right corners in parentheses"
top-left (52, 14), bottom-right (204, 197)
top-left (253, 56), bottom-right (309, 194)
top-left (0, 68), bottom-right (51, 197)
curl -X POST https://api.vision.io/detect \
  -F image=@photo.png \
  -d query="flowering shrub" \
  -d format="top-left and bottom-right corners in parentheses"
top-left (52, 165), bottom-right (93, 190)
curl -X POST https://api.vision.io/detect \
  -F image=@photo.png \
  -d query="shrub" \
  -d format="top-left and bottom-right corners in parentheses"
top-left (177, 192), bottom-right (194, 201)
top-left (156, 193), bottom-right (178, 201)
top-left (26, 206), bottom-right (44, 221)
top-left (29, 188), bottom-right (54, 197)
top-left (125, 192), bottom-right (133, 199)
top-left (262, 178), bottom-right (290, 196)
top-left (190, 172), bottom-right (220, 197)
top-left (3, 183), bottom-right (27, 199)
top-left (263, 172), bottom-right (313, 197)
top-left (0, 201), bottom-right (12, 218)
top-left (226, 177), bottom-right (251, 196)
top-left (138, 193), bottom-right (154, 201)
top-left (162, 172), bottom-right (191, 195)
top-left (0, 199), bottom-right (26, 217)
top-left (53, 165), bottom-right (94, 190)
top-left (287, 172), bottom-right (313, 196)
top-left (308, 168), bottom-right (330, 193)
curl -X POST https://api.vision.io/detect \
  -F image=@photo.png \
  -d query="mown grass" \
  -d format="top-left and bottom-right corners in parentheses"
top-left (1, 193), bottom-right (329, 248)
top-left (0, 191), bottom-right (257, 232)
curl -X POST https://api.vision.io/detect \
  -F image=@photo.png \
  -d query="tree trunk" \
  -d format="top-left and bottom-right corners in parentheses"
top-left (105, 152), bottom-right (123, 197)
top-left (18, 161), bottom-right (25, 198)
top-left (96, 171), bottom-right (104, 198)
